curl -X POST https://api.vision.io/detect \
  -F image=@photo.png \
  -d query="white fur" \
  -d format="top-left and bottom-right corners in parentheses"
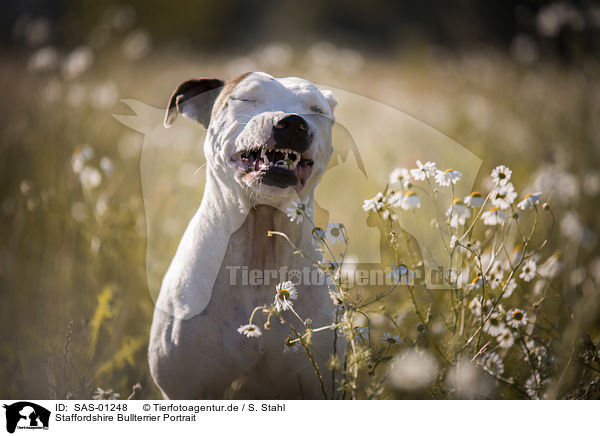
top-left (149, 73), bottom-right (336, 399)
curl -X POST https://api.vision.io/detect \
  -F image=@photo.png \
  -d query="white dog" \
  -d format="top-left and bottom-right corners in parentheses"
top-left (148, 72), bottom-right (338, 399)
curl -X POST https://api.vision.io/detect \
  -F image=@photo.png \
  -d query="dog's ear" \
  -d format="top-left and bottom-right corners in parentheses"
top-left (164, 78), bottom-right (224, 128)
top-left (320, 89), bottom-right (338, 114)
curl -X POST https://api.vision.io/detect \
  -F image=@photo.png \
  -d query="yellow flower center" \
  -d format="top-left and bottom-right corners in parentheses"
top-left (471, 192), bottom-right (482, 198)
top-left (513, 311), bottom-right (523, 321)
top-left (278, 289), bottom-right (290, 300)
top-left (444, 168), bottom-right (454, 174)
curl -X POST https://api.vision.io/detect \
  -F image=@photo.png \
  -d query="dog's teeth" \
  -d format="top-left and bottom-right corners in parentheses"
top-left (261, 148), bottom-right (269, 164)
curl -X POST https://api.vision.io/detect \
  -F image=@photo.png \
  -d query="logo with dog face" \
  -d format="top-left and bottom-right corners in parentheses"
top-left (114, 73), bottom-right (483, 318)
top-left (2, 402), bottom-right (50, 433)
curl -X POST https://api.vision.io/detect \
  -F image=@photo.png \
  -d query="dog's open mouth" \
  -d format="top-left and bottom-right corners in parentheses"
top-left (233, 147), bottom-right (314, 189)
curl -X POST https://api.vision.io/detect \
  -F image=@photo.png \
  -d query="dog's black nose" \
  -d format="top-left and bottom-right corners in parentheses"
top-left (274, 114), bottom-right (308, 132)
top-left (273, 114), bottom-right (310, 152)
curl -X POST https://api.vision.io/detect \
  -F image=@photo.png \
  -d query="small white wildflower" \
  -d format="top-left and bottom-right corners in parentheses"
top-left (99, 156), bottom-right (115, 176)
top-left (560, 211), bottom-right (584, 241)
top-left (481, 352), bottom-right (505, 375)
top-left (482, 207), bottom-right (506, 225)
top-left (92, 387), bottom-right (120, 400)
top-left (402, 191), bottom-right (421, 210)
top-left (446, 199), bottom-right (471, 228)
top-left (325, 223), bottom-right (345, 243)
top-left (483, 313), bottom-right (507, 337)
top-left (464, 191), bottom-right (485, 208)
top-left (497, 330), bottom-right (515, 349)
top-left (488, 266), bottom-right (504, 290)
top-left (410, 160), bottom-right (437, 181)
top-left (519, 259), bottom-right (537, 282)
top-left (506, 308), bottom-right (528, 328)
top-left (79, 166), bottom-right (102, 190)
top-left (362, 192), bottom-right (385, 213)
top-left (491, 182), bottom-right (517, 209)
top-left (274, 281), bottom-right (298, 311)
top-left (538, 252), bottom-right (562, 279)
top-left (389, 168), bottom-right (411, 188)
top-left (435, 168), bottom-right (462, 186)
top-left (466, 275), bottom-right (483, 292)
top-left (311, 227), bottom-right (326, 244)
top-left (502, 279), bottom-right (517, 298)
top-left (468, 297), bottom-right (483, 316)
top-left (389, 349), bottom-right (438, 391)
top-left (380, 332), bottom-right (403, 345)
top-left (517, 192), bottom-right (542, 210)
top-left (387, 191), bottom-right (404, 208)
top-left (237, 324), bottom-right (262, 338)
top-left (491, 165), bottom-right (512, 186)
top-left (286, 197), bottom-right (312, 224)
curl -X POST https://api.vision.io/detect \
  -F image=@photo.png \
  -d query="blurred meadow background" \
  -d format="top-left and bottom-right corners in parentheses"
top-left (1, 0), bottom-right (600, 399)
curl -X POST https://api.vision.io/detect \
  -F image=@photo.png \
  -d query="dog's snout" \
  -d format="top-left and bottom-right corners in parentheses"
top-left (273, 114), bottom-right (310, 152)
top-left (274, 114), bottom-right (308, 132)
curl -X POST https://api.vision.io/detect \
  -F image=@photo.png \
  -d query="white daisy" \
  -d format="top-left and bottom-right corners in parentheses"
top-left (483, 313), bottom-right (507, 337)
top-left (410, 160), bottom-right (437, 181)
top-left (286, 197), bottom-right (312, 224)
top-left (274, 281), bottom-right (298, 312)
top-left (491, 165), bottom-right (512, 186)
top-left (388, 191), bottom-right (404, 208)
top-left (468, 297), bottom-right (483, 316)
top-left (481, 352), bottom-right (505, 375)
top-left (79, 166), bottom-right (102, 190)
top-left (435, 168), bottom-right (462, 186)
top-left (362, 192), bottom-right (386, 213)
top-left (92, 387), bottom-right (120, 400)
top-left (402, 191), bottom-right (421, 210)
top-left (312, 227), bottom-right (326, 243)
top-left (497, 330), bottom-right (515, 349)
top-left (488, 265), bottom-right (504, 290)
top-left (482, 207), bottom-right (506, 225)
top-left (380, 332), bottom-right (403, 345)
top-left (538, 252), bottom-right (562, 279)
top-left (525, 373), bottom-right (544, 399)
top-left (506, 308), bottom-right (528, 328)
top-left (466, 275), bottom-right (483, 292)
top-left (464, 191), bottom-right (485, 208)
top-left (517, 192), bottom-right (542, 210)
top-left (389, 168), bottom-right (411, 188)
top-left (237, 324), bottom-right (262, 338)
top-left (502, 279), bottom-right (517, 298)
top-left (445, 198), bottom-right (471, 228)
top-left (325, 223), bottom-right (345, 243)
top-left (491, 182), bottom-right (517, 209)
top-left (519, 259), bottom-right (537, 282)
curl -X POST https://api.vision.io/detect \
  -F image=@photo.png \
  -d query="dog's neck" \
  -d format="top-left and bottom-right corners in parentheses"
top-left (202, 166), bottom-right (316, 270)
top-left (226, 204), bottom-right (312, 271)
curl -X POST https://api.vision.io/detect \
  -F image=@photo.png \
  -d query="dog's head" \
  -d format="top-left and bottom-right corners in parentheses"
top-left (164, 72), bottom-right (336, 202)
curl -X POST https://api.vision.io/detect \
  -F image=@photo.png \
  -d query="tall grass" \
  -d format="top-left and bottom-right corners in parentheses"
top-left (1, 17), bottom-right (599, 399)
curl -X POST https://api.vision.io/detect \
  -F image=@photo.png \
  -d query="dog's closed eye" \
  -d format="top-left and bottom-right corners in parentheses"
top-left (310, 105), bottom-right (324, 114)
top-left (231, 97), bottom-right (255, 103)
